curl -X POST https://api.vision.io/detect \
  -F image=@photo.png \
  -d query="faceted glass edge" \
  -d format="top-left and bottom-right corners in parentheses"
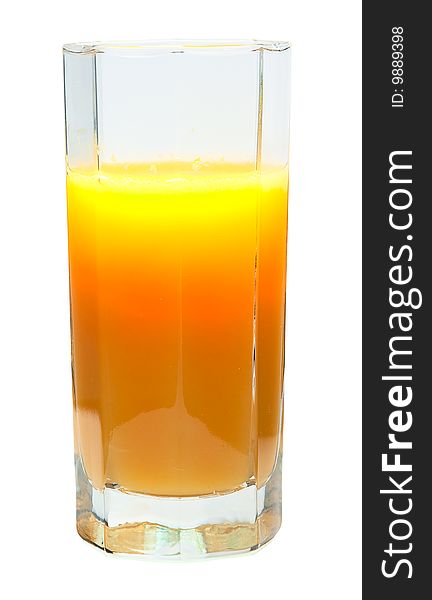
top-left (63, 39), bottom-right (291, 55)
top-left (75, 451), bottom-right (282, 557)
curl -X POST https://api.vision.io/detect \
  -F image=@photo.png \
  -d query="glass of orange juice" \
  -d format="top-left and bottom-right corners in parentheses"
top-left (63, 40), bottom-right (290, 558)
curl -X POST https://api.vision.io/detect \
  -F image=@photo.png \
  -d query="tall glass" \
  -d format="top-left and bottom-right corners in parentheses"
top-left (63, 40), bottom-right (290, 558)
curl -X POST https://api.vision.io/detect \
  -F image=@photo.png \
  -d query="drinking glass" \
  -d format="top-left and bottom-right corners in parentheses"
top-left (63, 39), bottom-right (290, 558)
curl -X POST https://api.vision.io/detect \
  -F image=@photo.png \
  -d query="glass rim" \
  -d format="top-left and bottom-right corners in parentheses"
top-left (63, 39), bottom-right (291, 55)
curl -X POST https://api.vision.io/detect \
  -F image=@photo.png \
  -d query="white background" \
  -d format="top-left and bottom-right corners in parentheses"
top-left (0, 1), bottom-right (361, 597)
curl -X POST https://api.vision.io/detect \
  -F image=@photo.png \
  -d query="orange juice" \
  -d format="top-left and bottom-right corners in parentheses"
top-left (67, 162), bottom-right (288, 496)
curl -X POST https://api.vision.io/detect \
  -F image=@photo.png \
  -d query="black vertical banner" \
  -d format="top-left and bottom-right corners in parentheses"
top-left (363, 1), bottom-right (431, 597)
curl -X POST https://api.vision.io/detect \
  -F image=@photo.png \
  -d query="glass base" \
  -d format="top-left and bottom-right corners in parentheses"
top-left (75, 455), bottom-right (282, 558)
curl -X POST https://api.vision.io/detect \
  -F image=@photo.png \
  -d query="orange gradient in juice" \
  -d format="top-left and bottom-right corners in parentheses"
top-left (67, 162), bottom-right (288, 496)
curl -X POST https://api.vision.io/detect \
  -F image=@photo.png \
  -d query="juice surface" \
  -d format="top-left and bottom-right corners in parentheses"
top-left (67, 162), bottom-right (288, 496)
